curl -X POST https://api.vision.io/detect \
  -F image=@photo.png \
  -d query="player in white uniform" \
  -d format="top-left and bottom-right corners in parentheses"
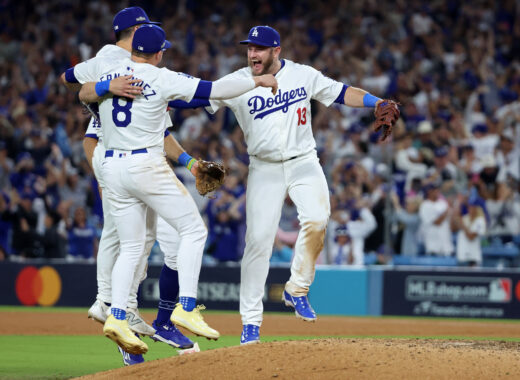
top-left (61, 7), bottom-right (195, 364)
top-left (171, 26), bottom-right (393, 345)
top-left (77, 24), bottom-right (277, 354)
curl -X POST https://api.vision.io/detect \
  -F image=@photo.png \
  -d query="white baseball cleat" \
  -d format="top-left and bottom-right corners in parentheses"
top-left (87, 300), bottom-right (110, 324)
top-left (126, 307), bottom-right (156, 336)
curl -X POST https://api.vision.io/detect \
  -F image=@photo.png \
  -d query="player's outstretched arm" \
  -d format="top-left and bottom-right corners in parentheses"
top-left (342, 86), bottom-right (384, 108)
top-left (168, 74), bottom-right (278, 109)
top-left (79, 75), bottom-right (144, 103)
top-left (209, 74), bottom-right (278, 99)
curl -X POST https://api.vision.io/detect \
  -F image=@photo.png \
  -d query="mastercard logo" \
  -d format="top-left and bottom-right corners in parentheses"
top-left (15, 266), bottom-right (62, 306)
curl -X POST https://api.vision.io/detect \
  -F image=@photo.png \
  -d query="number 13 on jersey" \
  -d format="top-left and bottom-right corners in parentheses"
top-left (296, 107), bottom-right (307, 126)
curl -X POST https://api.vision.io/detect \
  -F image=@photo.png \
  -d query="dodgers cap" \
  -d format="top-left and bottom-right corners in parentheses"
top-left (132, 24), bottom-right (171, 53)
top-left (240, 26), bottom-right (280, 47)
top-left (113, 6), bottom-right (160, 32)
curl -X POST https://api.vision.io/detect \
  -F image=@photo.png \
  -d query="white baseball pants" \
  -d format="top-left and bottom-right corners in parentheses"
top-left (240, 151), bottom-right (330, 326)
top-left (102, 149), bottom-right (206, 311)
top-left (92, 143), bottom-right (157, 309)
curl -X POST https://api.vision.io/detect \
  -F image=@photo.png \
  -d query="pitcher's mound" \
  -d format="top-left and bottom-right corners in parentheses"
top-left (79, 338), bottom-right (520, 379)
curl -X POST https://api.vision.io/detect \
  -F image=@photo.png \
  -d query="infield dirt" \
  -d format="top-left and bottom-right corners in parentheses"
top-left (2, 311), bottom-right (520, 379)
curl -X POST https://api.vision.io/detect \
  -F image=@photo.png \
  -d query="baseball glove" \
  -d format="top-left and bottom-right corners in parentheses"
top-left (373, 100), bottom-right (400, 141)
top-left (196, 160), bottom-right (226, 196)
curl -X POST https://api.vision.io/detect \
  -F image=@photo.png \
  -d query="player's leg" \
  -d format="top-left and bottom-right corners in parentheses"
top-left (102, 157), bottom-right (149, 355)
top-left (284, 153), bottom-right (330, 321)
top-left (124, 206), bottom-right (157, 337)
top-left (240, 158), bottom-right (287, 343)
top-left (151, 216), bottom-right (194, 349)
top-left (88, 143), bottom-right (117, 323)
top-left (134, 154), bottom-right (217, 339)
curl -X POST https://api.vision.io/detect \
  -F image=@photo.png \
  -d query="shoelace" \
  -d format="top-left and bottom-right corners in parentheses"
top-left (193, 305), bottom-right (210, 327)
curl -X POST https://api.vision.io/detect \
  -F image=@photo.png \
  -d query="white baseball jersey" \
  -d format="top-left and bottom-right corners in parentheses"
top-left (77, 45), bottom-right (130, 141)
top-left (77, 56), bottom-right (195, 150)
top-left (208, 59), bottom-right (344, 161)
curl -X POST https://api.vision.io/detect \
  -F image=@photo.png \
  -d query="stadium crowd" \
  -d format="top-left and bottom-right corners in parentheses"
top-left (0, 0), bottom-right (519, 267)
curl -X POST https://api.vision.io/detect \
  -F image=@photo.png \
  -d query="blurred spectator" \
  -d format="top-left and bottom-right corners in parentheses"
top-left (470, 124), bottom-right (499, 159)
top-left (0, 191), bottom-right (12, 255)
top-left (1, 190), bottom-right (40, 258)
top-left (496, 129), bottom-right (519, 182)
top-left (270, 236), bottom-right (293, 264)
top-left (391, 192), bottom-right (421, 257)
top-left (328, 225), bottom-right (352, 265)
top-left (0, 142), bottom-right (14, 190)
top-left (67, 206), bottom-right (96, 261)
top-left (206, 189), bottom-right (245, 262)
top-left (453, 197), bottom-right (487, 267)
top-left (42, 210), bottom-right (67, 259)
top-left (0, 0), bottom-right (518, 265)
top-left (345, 206), bottom-right (377, 265)
top-left (419, 183), bottom-right (453, 256)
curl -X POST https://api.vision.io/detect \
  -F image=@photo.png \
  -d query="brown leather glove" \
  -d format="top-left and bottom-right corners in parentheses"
top-left (373, 100), bottom-right (400, 141)
top-left (196, 160), bottom-right (226, 196)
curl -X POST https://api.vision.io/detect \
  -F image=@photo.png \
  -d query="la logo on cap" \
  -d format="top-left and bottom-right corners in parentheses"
top-left (252, 28), bottom-right (258, 37)
top-left (136, 16), bottom-right (145, 21)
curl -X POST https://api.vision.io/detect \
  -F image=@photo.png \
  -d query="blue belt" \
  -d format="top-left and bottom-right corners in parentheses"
top-left (105, 148), bottom-right (148, 158)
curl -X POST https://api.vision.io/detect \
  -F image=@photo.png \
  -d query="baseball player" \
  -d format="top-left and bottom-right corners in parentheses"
top-left (170, 25), bottom-right (399, 344)
top-left (61, 7), bottom-right (197, 364)
top-left (76, 24), bottom-right (277, 354)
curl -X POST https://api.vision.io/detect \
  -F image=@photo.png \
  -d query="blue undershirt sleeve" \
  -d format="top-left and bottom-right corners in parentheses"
top-left (333, 84), bottom-right (349, 105)
top-left (64, 68), bottom-right (79, 83)
top-left (193, 80), bottom-right (212, 99)
top-left (168, 98), bottom-right (211, 109)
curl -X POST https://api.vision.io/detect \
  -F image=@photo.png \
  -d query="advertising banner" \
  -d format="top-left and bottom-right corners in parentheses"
top-left (383, 269), bottom-right (520, 319)
top-left (139, 265), bottom-right (291, 311)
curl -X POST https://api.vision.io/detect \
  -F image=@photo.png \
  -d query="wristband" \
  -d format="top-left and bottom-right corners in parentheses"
top-left (363, 93), bottom-right (381, 108)
top-left (186, 158), bottom-right (197, 171)
top-left (178, 152), bottom-right (195, 168)
top-left (95, 80), bottom-right (111, 97)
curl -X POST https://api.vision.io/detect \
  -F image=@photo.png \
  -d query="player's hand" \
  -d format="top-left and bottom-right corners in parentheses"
top-left (190, 160), bottom-right (199, 177)
top-left (254, 74), bottom-right (278, 95)
top-left (109, 75), bottom-right (143, 99)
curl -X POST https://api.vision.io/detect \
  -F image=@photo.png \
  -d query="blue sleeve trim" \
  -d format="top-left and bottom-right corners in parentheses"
top-left (333, 84), bottom-right (349, 105)
top-left (193, 80), bottom-right (212, 100)
top-left (84, 134), bottom-right (99, 140)
top-left (164, 129), bottom-right (170, 137)
top-left (65, 68), bottom-right (79, 83)
top-left (168, 98), bottom-right (211, 109)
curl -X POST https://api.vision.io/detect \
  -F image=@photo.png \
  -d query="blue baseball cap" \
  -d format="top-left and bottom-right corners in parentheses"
top-left (434, 146), bottom-right (448, 157)
top-left (113, 7), bottom-right (160, 32)
top-left (132, 25), bottom-right (171, 53)
top-left (240, 26), bottom-right (280, 47)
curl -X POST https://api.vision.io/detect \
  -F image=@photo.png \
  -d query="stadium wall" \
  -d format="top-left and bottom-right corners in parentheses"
top-left (1, 263), bottom-right (520, 319)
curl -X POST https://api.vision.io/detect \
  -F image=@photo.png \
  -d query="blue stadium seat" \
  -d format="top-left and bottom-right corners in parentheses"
top-left (391, 255), bottom-right (458, 266)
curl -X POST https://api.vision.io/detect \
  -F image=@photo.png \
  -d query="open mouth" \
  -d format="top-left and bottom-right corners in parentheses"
top-left (251, 59), bottom-right (262, 71)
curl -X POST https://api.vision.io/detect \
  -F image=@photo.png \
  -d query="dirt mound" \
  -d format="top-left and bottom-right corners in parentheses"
top-left (3, 311), bottom-right (520, 338)
top-left (78, 338), bottom-right (520, 380)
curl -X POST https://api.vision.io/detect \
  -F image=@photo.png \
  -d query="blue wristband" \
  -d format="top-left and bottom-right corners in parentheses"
top-left (95, 80), bottom-right (111, 97)
top-left (178, 152), bottom-right (193, 167)
top-left (363, 93), bottom-right (381, 108)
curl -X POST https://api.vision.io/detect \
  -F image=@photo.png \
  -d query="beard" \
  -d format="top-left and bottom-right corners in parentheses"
top-left (249, 49), bottom-right (275, 76)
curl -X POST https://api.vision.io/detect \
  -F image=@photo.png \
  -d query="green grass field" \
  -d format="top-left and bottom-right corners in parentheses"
top-left (1, 306), bottom-right (519, 379)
